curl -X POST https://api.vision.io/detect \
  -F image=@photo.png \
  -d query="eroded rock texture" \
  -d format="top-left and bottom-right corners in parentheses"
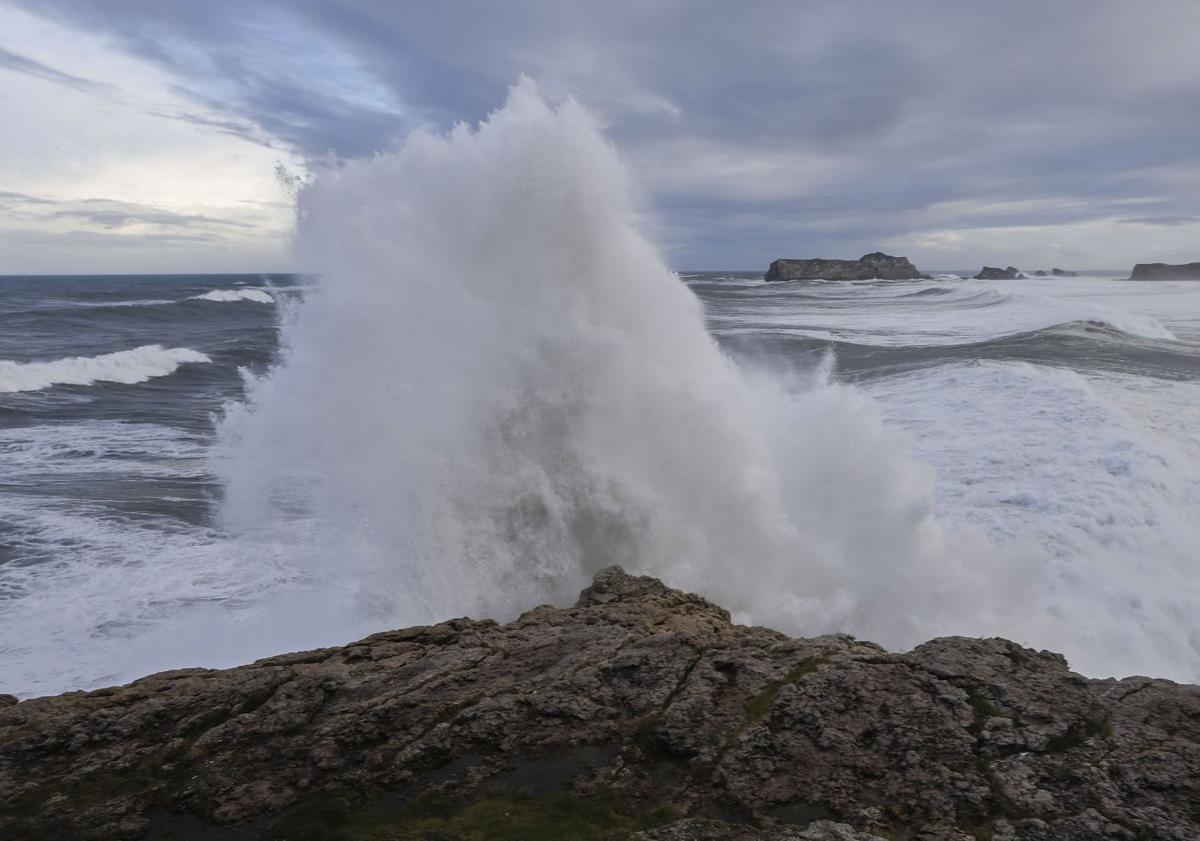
top-left (1, 567), bottom-right (1197, 840)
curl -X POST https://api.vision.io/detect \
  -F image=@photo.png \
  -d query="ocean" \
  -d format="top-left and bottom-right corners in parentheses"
top-left (2, 85), bottom-right (1199, 698)
top-left (1, 270), bottom-right (1198, 699)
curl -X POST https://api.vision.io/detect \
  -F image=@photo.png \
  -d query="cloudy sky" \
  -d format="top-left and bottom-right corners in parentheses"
top-left (2, 0), bottom-right (1198, 273)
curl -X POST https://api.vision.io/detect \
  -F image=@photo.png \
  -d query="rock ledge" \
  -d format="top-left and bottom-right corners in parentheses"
top-left (2, 567), bottom-right (1197, 840)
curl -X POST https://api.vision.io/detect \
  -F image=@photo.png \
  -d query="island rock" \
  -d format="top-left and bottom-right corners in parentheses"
top-left (1051, 268), bottom-right (1078, 277)
top-left (1130, 262), bottom-right (1200, 280)
top-left (764, 252), bottom-right (928, 282)
top-left (974, 266), bottom-right (1025, 280)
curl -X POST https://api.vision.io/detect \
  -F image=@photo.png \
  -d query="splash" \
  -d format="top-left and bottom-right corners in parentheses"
top-left (214, 78), bottom-right (1020, 651)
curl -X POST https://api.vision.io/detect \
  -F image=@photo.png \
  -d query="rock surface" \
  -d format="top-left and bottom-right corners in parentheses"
top-left (764, 252), bottom-right (928, 282)
top-left (2, 566), bottom-right (1198, 840)
top-left (974, 266), bottom-right (1026, 280)
top-left (1130, 262), bottom-right (1200, 280)
top-left (1050, 268), bottom-right (1078, 277)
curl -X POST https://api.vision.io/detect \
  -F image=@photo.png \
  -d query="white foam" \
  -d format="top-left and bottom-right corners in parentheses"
top-left (212, 78), bottom-right (1016, 662)
top-left (0, 345), bottom-right (211, 393)
top-left (866, 362), bottom-right (1200, 681)
top-left (191, 289), bottom-right (275, 304)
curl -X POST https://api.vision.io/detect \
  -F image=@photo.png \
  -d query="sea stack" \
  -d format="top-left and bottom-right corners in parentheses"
top-left (764, 252), bottom-right (928, 281)
top-left (1130, 261), bottom-right (1200, 280)
top-left (974, 266), bottom-right (1025, 280)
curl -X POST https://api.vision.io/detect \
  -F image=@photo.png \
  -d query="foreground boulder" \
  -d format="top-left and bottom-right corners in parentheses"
top-left (1131, 261), bottom-right (1200, 280)
top-left (1, 567), bottom-right (1197, 840)
top-left (974, 266), bottom-right (1025, 280)
top-left (764, 252), bottom-right (928, 282)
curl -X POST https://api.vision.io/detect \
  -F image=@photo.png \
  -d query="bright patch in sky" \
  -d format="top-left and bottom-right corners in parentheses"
top-left (0, 4), bottom-right (301, 273)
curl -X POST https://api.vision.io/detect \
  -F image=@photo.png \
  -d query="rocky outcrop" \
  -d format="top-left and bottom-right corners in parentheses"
top-left (1, 566), bottom-right (1197, 840)
top-left (764, 252), bottom-right (928, 282)
top-left (1051, 268), bottom-right (1078, 277)
top-left (1131, 262), bottom-right (1200, 280)
top-left (974, 266), bottom-right (1025, 280)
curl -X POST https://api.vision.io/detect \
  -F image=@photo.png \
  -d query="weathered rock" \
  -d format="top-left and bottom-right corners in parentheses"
top-left (974, 266), bottom-right (1026, 280)
top-left (1, 567), bottom-right (1197, 840)
top-left (1050, 268), bottom-right (1078, 277)
top-left (1033, 271), bottom-right (1047, 277)
top-left (633, 818), bottom-right (888, 840)
top-left (764, 252), bottom-right (928, 282)
top-left (1130, 261), bottom-right (1200, 280)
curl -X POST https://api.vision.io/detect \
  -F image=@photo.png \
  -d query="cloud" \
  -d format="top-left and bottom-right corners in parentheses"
top-left (6, 0), bottom-right (1200, 269)
top-left (0, 44), bottom-right (116, 95)
top-left (1117, 215), bottom-right (1200, 227)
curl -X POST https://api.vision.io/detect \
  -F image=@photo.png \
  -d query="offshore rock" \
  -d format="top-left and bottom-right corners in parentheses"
top-left (1130, 261), bottom-right (1200, 280)
top-left (1, 566), bottom-right (1198, 840)
top-left (974, 266), bottom-right (1025, 280)
top-left (764, 252), bottom-right (928, 282)
top-left (1050, 268), bottom-right (1078, 277)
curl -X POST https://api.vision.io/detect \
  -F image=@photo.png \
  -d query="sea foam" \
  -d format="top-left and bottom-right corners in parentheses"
top-left (0, 345), bottom-right (211, 393)
top-left (214, 78), bottom-right (1013, 651)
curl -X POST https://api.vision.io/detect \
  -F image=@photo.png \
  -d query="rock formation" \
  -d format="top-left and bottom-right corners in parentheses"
top-left (974, 266), bottom-right (1026, 280)
top-left (1050, 268), bottom-right (1078, 277)
top-left (1, 567), bottom-right (1197, 840)
top-left (764, 253), bottom-right (928, 282)
top-left (1130, 262), bottom-right (1200, 280)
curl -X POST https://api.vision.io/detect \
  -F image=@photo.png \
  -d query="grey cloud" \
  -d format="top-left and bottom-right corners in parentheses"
top-left (1118, 215), bottom-right (1200, 226)
top-left (0, 45), bottom-right (116, 95)
top-left (0, 191), bottom-right (254, 231)
top-left (11, 0), bottom-right (1200, 267)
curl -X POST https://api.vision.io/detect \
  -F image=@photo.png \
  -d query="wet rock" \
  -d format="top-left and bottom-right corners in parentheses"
top-left (974, 266), bottom-right (1026, 279)
top-left (1, 566), bottom-right (1196, 840)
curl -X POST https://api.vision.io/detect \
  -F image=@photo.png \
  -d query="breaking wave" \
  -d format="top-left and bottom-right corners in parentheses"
top-left (191, 289), bottom-right (275, 304)
top-left (214, 78), bottom-right (1017, 653)
top-left (0, 345), bottom-right (211, 393)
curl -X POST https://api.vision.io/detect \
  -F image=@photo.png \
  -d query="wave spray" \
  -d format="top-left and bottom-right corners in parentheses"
top-left (215, 78), bottom-right (1017, 650)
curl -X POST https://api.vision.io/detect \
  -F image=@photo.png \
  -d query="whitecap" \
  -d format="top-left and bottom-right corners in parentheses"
top-left (191, 289), bottom-right (275, 304)
top-left (0, 345), bottom-right (211, 393)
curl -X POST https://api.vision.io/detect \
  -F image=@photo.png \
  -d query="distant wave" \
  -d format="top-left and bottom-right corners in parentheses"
top-left (942, 318), bottom-right (1182, 349)
top-left (190, 289), bottom-right (274, 304)
top-left (0, 345), bottom-right (211, 393)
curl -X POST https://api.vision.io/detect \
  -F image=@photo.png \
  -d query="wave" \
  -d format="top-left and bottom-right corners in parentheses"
top-left (213, 76), bottom-right (1020, 664)
top-left (722, 318), bottom-right (1200, 389)
top-left (0, 345), bottom-right (211, 393)
top-left (190, 289), bottom-right (275, 304)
